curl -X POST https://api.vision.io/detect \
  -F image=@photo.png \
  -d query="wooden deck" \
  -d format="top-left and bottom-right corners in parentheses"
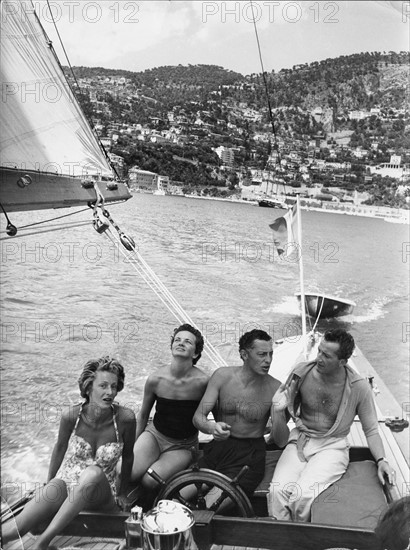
top-left (6, 536), bottom-right (123, 550)
top-left (6, 536), bottom-right (268, 550)
top-left (6, 420), bottom-right (407, 550)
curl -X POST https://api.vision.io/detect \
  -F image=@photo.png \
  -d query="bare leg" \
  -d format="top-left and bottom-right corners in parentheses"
top-left (141, 449), bottom-right (192, 492)
top-left (32, 466), bottom-right (115, 550)
top-left (2, 480), bottom-right (67, 544)
top-left (130, 432), bottom-right (161, 482)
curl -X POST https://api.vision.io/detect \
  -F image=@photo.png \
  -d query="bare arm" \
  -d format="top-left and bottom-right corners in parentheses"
top-left (366, 433), bottom-right (394, 485)
top-left (118, 406), bottom-right (137, 498)
top-left (135, 376), bottom-right (157, 441)
top-left (266, 382), bottom-right (291, 447)
top-left (357, 388), bottom-right (394, 485)
top-left (193, 369), bottom-right (231, 440)
top-left (47, 407), bottom-right (75, 482)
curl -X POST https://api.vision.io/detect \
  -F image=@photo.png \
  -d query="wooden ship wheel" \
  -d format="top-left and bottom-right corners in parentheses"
top-left (147, 464), bottom-right (255, 518)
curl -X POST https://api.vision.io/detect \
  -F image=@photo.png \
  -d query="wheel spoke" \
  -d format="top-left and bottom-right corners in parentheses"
top-left (209, 490), bottom-right (229, 512)
top-left (156, 469), bottom-right (254, 518)
top-left (170, 489), bottom-right (191, 508)
top-left (195, 482), bottom-right (207, 509)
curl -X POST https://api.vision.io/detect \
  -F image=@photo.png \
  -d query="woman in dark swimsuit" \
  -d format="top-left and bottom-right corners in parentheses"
top-left (130, 324), bottom-right (209, 494)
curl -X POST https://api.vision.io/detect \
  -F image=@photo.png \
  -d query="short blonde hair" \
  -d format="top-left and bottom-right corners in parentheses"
top-left (78, 356), bottom-right (125, 400)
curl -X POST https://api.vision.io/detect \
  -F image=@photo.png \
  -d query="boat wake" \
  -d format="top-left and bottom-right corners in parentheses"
top-left (269, 296), bottom-right (300, 316)
top-left (335, 297), bottom-right (388, 324)
top-left (1, 454), bottom-right (47, 495)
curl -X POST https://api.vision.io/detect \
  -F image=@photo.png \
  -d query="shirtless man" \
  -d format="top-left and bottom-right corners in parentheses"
top-left (193, 329), bottom-right (288, 497)
top-left (269, 328), bottom-right (395, 522)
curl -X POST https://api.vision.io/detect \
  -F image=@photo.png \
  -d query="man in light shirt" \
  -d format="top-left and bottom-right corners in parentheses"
top-left (269, 328), bottom-right (395, 522)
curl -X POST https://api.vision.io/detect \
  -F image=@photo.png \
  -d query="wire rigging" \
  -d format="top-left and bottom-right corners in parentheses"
top-left (0, 206), bottom-right (92, 239)
top-left (0, 202), bottom-right (17, 236)
top-left (17, 207), bottom-right (90, 230)
top-left (250, 0), bottom-right (278, 149)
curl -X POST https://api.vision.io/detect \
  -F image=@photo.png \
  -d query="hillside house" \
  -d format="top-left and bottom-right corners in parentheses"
top-left (128, 168), bottom-right (157, 190)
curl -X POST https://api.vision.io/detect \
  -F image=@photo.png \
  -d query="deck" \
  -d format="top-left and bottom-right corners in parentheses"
top-left (5, 419), bottom-right (407, 550)
top-left (3, 340), bottom-right (409, 550)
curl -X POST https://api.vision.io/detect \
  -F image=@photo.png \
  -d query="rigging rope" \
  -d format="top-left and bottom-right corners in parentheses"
top-left (16, 207), bottom-right (90, 230)
top-left (250, 0), bottom-right (278, 154)
top-left (311, 296), bottom-right (325, 332)
top-left (0, 205), bottom-right (92, 239)
top-left (0, 202), bottom-right (17, 236)
top-left (98, 210), bottom-right (227, 369)
top-left (0, 220), bottom-right (91, 241)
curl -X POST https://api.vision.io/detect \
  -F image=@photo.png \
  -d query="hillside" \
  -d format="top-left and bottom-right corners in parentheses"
top-left (68, 52), bottom-right (409, 207)
top-left (261, 51), bottom-right (408, 113)
top-left (71, 52), bottom-right (408, 114)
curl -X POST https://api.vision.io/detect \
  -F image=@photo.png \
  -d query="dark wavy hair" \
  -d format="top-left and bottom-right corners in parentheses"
top-left (375, 496), bottom-right (410, 550)
top-left (323, 329), bottom-right (355, 361)
top-left (78, 356), bottom-right (125, 400)
top-left (171, 324), bottom-right (204, 365)
top-left (239, 329), bottom-right (272, 352)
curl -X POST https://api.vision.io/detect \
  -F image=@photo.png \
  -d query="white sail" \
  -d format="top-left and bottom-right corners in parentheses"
top-left (0, 0), bottom-right (112, 178)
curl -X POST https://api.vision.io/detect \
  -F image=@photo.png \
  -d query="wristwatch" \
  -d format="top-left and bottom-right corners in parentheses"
top-left (376, 457), bottom-right (388, 465)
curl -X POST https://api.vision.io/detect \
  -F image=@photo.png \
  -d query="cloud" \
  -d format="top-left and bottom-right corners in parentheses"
top-left (36, 0), bottom-right (408, 74)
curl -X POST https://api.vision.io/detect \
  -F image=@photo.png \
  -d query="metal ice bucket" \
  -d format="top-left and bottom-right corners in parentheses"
top-left (141, 499), bottom-right (196, 550)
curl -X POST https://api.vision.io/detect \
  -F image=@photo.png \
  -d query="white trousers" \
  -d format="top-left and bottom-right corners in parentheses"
top-left (268, 428), bottom-right (350, 522)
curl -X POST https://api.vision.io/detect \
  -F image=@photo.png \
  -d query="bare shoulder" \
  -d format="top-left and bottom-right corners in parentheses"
top-left (116, 404), bottom-right (136, 425)
top-left (210, 366), bottom-right (237, 384)
top-left (193, 366), bottom-right (210, 384)
top-left (61, 403), bottom-right (81, 425)
top-left (267, 374), bottom-right (282, 394)
top-left (144, 372), bottom-right (161, 391)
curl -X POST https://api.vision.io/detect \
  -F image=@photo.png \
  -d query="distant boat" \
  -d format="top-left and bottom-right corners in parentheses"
top-left (258, 197), bottom-right (287, 209)
top-left (295, 292), bottom-right (356, 319)
top-left (383, 215), bottom-right (409, 224)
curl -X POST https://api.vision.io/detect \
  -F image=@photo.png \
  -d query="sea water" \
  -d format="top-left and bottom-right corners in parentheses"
top-left (1, 194), bottom-right (409, 486)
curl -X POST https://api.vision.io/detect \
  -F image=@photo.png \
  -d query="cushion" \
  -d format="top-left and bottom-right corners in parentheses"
top-left (311, 460), bottom-right (388, 529)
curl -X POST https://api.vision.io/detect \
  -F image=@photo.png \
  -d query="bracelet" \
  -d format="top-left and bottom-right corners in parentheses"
top-left (376, 457), bottom-right (387, 465)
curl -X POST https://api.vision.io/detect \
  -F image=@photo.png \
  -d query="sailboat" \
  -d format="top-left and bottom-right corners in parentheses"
top-left (257, 172), bottom-right (287, 209)
top-left (1, 2), bottom-right (408, 550)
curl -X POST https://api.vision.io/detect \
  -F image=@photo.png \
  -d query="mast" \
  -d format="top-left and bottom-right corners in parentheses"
top-left (296, 195), bottom-right (307, 354)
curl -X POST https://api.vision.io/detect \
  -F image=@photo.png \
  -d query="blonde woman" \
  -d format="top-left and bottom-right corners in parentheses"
top-left (3, 357), bottom-right (136, 549)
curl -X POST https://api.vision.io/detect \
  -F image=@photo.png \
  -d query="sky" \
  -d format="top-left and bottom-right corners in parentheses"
top-left (20, 1), bottom-right (410, 75)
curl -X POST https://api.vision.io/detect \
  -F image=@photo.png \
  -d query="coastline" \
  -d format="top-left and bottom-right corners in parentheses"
top-left (300, 203), bottom-right (410, 223)
top-left (175, 193), bottom-right (410, 223)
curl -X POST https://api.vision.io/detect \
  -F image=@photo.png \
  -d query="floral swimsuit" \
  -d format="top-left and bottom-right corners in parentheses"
top-left (55, 403), bottom-right (123, 498)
